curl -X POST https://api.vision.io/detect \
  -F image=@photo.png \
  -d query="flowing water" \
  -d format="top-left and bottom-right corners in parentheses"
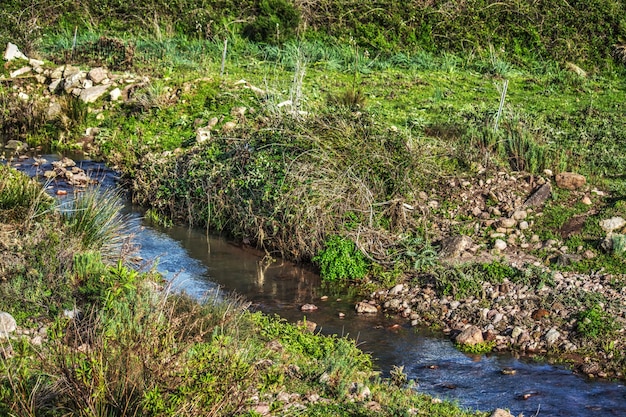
top-left (10, 154), bottom-right (626, 416)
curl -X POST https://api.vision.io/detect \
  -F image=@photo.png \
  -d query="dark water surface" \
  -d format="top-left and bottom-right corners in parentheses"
top-left (11, 155), bottom-right (626, 416)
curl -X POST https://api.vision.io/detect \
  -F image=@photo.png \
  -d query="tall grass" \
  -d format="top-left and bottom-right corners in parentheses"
top-left (0, 165), bottom-right (53, 223)
top-left (61, 187), bottom-right (131, 258)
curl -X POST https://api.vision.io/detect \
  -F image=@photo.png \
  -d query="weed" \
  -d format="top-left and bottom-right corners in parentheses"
top-left (313, 235), bottom-right (369, 283)
top-left (576, 304), bottom-right (619, 340)
top-left (457, 341), bottom-right (496, 354)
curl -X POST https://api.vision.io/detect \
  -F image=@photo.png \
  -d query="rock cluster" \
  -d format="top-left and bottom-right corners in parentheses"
top-left (43, 157), bottom-right (97, 187)
top-left (364, 266), bottom-right (625, 377)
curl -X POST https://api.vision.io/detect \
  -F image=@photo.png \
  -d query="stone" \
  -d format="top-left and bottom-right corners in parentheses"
top-left (49, 79), bottom-right (62, 93)
top-left (499, 218), bottom-right (517, 228)
top-left (110, 88), bottom-right (122, 101)
top-left (600, 217), bottom-right (625, 234)
top-left (512, 210), bottom-right (527, 220)
top-left (493, 239), bottom-right (507, 251)
top-left (388, 284), bottom-right (404, 295)
top-left (491, 408), bottom-right (514, 417)
top-left (455, 325), bottom-right (484, 346)
top-left (355, 301), bottom-right (378, 314)
top-left (518, 221), bottom-right (529, 230)
top-left (582, 195), bottom-right (592, 205)
top-left (555, 172), bottom-right (586, 190)
top-left (79, 84), bottom-right (109, 103)
top-left (82, 79), bottom-right (93, 89)
top-left (29, 58), bottom-right (44, 67)
top-left (300, 303), bottom-right (318, 312)
top-left (10, 66), bottom-right (31, 78)
top-left (4, 42), bottom-right (27, 61)
top-left (0, 312), bottom-right (17, 337)
top-left (88, 67), bottom-right (109, 84)
top-left (296, 319), bottom-right (317, 333)
top-left (524, 182), bottom-right (552, 207)
top-left (4, 140), bottom-right (28, 152)
top-left (64, 70), bottom-right (85, 93)
top-left (544, 328), bottom-right (560, 345)
top-left (439, 235), bottom-right (473, 258)
top-left (196, 127), bottom-right (212, 144)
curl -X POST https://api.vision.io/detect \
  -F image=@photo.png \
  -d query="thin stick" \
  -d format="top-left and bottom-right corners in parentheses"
top-left (494, 79), bottom-right (508, 131)
top-left (220, 39), bottom-right (228, 77)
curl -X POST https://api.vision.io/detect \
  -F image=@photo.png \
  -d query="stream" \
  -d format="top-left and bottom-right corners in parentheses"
top-left (10, 154), bottom-right (626, 417)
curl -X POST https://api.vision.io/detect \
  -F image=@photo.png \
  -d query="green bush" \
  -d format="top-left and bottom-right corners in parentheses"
top-left (313, 235), bottom-right (369, 283)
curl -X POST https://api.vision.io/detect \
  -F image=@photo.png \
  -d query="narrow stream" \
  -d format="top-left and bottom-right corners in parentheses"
top-left (10, 154), bottom-right (626, 417)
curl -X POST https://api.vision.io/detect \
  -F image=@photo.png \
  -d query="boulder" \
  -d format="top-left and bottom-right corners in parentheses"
top-left (300, 304), bottom-right (318, 312)
top-left (544, 328), bottom-right (560, 346)
top-left (455, 325), bottom-right (484, 346)
top-left (4, 42), bottom-right (27, 61)
top-left (555, 172), bottom-right (586, 190)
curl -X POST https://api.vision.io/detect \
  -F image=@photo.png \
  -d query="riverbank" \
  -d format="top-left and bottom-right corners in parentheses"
top-left (0, 163), bottom-right (497, 416)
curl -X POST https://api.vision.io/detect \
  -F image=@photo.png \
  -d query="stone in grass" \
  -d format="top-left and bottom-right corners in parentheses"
top-left (455, 325), bottom-right (484, 346)
top-left (555, 172), bottom-right (586, 190)
top-left (0, 312), bottom-right (17, 338)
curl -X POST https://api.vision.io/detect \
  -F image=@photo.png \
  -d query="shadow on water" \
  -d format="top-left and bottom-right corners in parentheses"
top-left (9, 155), bottom-right (626, 417)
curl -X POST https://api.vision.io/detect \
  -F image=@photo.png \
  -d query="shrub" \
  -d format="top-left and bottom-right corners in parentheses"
top-left (313, 235), bottom-right (369, 283)
top-left (242, 0), bottom-right (300, 44)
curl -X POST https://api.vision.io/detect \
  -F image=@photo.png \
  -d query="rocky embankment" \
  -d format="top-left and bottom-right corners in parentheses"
top-left (356, 171), bottom-right (626, 379)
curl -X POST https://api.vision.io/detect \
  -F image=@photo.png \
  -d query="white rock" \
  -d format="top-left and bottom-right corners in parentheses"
top-left (110, 87), bottom-right (122, 101)
top-left (0, 312), bottom-right (17, 337)
top-left (494, 239), bottom-right (507, 251)
top-left (519, 221), bottom-right (529, 230)
top-left (10, 66), bottom-right (31, 78)
top-left (18, 92), bottom-right (29, 100)
top-left (544, 328), bottom-right (560, 345)
top-left (29, 58), bottom-right (44, 67)
top-left (389, 284), bottom-right (404, 295)
top-left (600, 217), bottom-right (625, 234)
top-left (88, 67), bottom-right (108, 84)
top-left (4, 42), bottom-right (27, 61)
top-left (79, 84), bottom-right (109, 103)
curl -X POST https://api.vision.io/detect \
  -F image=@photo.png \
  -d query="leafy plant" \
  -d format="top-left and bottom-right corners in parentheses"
top-left (576, 304), bottom-right (619, 339)
top-left (457, 341), bottom-right (496, 354)
top-left (313, 235), bottom-right (369, 283)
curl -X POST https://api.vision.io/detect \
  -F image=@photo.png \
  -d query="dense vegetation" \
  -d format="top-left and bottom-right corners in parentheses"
top-left (1, 1), bottom-right (626, 415)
